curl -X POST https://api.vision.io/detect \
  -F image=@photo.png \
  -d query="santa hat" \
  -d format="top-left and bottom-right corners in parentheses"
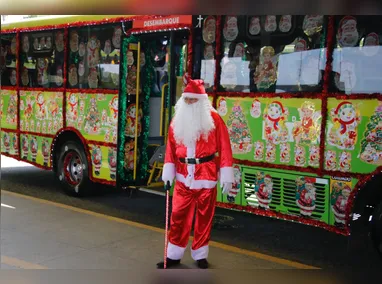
top-left (265, 174), bottom-right (272, 179)
top-left (343, 185), bottom-right (351, 194)
top-left (204, 16), bottom-right (216, 27)
top-left (252, 99), bottom-right (260, 107)
top-left (182, 78), bottom-right (208, 99)
top-left (338, 16), bottom-right (357, 33)
top-left (365, 32), bottom-right (379, 45)
top-left (225, 16), bottom-right (237, 28)
top-left (334, 101), bottom-right (353, 114)
top-left (305, 177), bottom-right (316, 184)
top-left (219, 97), bottom-right (226, 105)
top-left (269, 101), bottom-right (285, 113)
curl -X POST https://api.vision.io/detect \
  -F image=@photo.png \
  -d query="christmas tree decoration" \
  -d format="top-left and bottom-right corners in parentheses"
top-left (226, 101), bottom-right (252, 154)
top-left (84, 97), bottom-right (101, 134)
top-left (359, 103), bottom-right (382, 165)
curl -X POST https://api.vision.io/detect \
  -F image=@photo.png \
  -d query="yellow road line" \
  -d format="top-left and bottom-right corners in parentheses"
top-left (1, 190), bottom-right (320, 269)
top-left (1, 256), bottom-right (47, 269)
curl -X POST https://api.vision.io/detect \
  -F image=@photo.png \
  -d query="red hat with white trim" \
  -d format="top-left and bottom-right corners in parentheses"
top-left (182, 78), bottom-right (208, 99)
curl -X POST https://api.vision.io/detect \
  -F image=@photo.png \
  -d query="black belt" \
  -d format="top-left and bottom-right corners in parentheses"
top-left (179, 153), bottom-right (216, 165)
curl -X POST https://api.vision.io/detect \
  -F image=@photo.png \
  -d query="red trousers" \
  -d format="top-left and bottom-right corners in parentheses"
top-left (167, 181), bottom-right (217, 261)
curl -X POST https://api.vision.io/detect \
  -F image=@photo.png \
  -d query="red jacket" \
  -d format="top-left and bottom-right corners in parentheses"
top-left (162, 111), bottom-right (234, 189)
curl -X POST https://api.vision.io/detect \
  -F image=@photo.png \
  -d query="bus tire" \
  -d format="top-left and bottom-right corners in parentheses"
top-left (371, 200), bottom-right (382, 259)
top-left (56, 141), bottom-right (90, 197)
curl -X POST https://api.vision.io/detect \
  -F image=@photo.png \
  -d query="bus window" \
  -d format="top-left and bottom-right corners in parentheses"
top-left (219, 15), bottom-right (327, 93)
top-left (192, 15), bottom-right (217, 93)
top-left (67, 24), bottom-right (121, 90)
top-left (19, 30), bottom-right (65, 88)
top-left (1, 34), bottom-right (17, 86)
top-left (330, 15), bottom-right (382, 94)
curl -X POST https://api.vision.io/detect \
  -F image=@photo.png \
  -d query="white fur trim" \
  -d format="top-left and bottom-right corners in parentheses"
top-left (182, 92), bottom-right (209, 99)
top-left (176, 173), bottom-right (217, 189)
top-left (219, 167), bottom-right (234, 185)
top-left (185, 146), bottom-right (196, 187)
top-left (332, 206), bottom-right (345, 218)
top-left (256, 196), bottom-right (271, 204)
top-left (167, 241), bottom-right (186, 260)
top-left (191, 245), bottom-right (209, 260)
top-left (334, 215), bottom-right (345, 224)
top-left (296, 200), bottom-right (316, 211)
top-left (162, 163), bottom-right (176, 183)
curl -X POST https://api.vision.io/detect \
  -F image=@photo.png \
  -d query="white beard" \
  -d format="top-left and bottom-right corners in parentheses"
top-left (172, 97), bottom-right (215, 147)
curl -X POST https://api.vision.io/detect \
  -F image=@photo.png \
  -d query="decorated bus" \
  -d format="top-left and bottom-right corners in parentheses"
top-left (1, 15), bottom-right (382, 257)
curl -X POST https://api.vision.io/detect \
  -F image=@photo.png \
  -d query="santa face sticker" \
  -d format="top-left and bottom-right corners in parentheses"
top-left (70, 31), bottom-right (79, 53)
top-left (11, 37), bottom-right (17, 55)
top-left (249, 16), bottom-right (261, 36)
top-left (46, 37), bottom-right (52, 49)
top-left (78, 61), bottom-right (85, 77)
top-left (55, 31), bottom-right (64, 52)
top-left (294, 38), bottom-right (307, 52)
top-left (279, 15), bottom-right (292, 33)
top-left (223, 16), bottom-right (239, 42)
top-left (203, 44), bottom-right (214, 60)
top-left (56, 66), bottom-right (63, 87)
top-left (112, 26), bottom-right (122, 49)
top-left (202, 16), bottom-right (216, 44)
top-left (328, 101), bottom-right (361, 150)
top-left (22, 35), bottom-right (30, 53)
top-left (264, 15), bottom-right (277, 33)
top-left (68, 65), bottom-right (78, 86)
top-left (79, 42), bottom-right (86, 57)
top-left (233, 43), bottom-right (245, 58)
top-left (250, 99), bottom-right (261, 118)
top-left (337, 16), bottom-right (359, 47)
top-left (104, 39), bottom-right (112, 56)
top-left (217, 98), bottom-right (227, 116)
top-left (21, 67), bottom-right (29, 86)
top-left (9, 69), bottom-right (16, 86)
top-left (363, 32), bottom-right (379, 56)
top-left (126, 50), bottom-right (134, 66)
top-left (302, 15), bottom-right (324, 37)
top-left (88, 68), bottom-right (98, 89)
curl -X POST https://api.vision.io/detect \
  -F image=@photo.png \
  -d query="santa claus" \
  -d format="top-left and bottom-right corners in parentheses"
top-left (157, 78), bottom-right (234, 269)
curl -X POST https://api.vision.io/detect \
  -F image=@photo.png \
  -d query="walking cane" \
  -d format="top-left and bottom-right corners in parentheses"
top-left (164, 181), bottom-right (171, 269)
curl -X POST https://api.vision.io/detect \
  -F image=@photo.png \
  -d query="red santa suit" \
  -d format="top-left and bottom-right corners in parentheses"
top-left (161, 79), bottom-right (234, 267)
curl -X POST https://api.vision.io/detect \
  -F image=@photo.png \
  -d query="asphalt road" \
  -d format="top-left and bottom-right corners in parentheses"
top-left (1, 156), bottom-right (381, 272)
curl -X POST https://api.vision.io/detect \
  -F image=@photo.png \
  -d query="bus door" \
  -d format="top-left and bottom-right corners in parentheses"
top-left (118, 29), bottom-right (189, 187)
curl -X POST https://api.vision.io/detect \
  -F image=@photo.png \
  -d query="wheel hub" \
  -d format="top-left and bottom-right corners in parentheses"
top-left (63, 151), bottom-right (84, 186)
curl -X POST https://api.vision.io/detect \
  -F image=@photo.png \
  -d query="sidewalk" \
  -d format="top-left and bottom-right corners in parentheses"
top-left (0, 191), bottom-right (306, 269)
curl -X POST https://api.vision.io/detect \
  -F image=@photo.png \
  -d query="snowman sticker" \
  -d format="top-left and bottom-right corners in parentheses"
top-left (263, 101), bottom-right (289, 145)
top-left (217, 98), bottom-right (228, 116)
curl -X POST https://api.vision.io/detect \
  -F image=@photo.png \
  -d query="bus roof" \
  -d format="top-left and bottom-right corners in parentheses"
top-left (1, 15), bottom-right (136, 32)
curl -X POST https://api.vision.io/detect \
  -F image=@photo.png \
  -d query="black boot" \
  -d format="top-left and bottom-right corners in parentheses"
top-left (156, 258), bottom-right (181, 269)
top-left (196, 258), bottom-right (209, 269)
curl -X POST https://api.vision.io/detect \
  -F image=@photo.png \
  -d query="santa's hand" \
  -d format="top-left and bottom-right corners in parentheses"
top-left (221, 183), bottom-right (233, 195)
top-left (163, 179), bottom-right (173, 188)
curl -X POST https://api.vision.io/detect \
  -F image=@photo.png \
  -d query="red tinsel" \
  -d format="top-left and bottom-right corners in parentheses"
top-left (187, 26), bottom-right (193, 77)
top-left (19, 131), bottom-right (55, 138)
top-left (0, 86), bottom-right (18, 90)
top-left (1, 128), bottom-right (17, 133)
top-left (216, 201), bottom-right (349, 236)
top-left (126, 24), bottom-right (192, 36)
top-left (87, 139), bottom-right (117, 148)
top-left (67, 88), bottom-right (119, 94)
top-left (1, 15), bottom-right (165, 33)
top-left (18, 87), bottom-right (65, 92)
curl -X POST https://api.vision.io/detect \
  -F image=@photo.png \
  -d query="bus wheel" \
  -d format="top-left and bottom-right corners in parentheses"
top-left (371, 201), bottom-right (382, 258)
top-left (57, 141), bottom-right (90, 197)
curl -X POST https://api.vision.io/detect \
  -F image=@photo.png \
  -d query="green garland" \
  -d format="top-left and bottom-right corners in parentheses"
top-left (136, 43), bottom-right (155, 182)
top-left (117, 35), bottom-right (138, 183)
